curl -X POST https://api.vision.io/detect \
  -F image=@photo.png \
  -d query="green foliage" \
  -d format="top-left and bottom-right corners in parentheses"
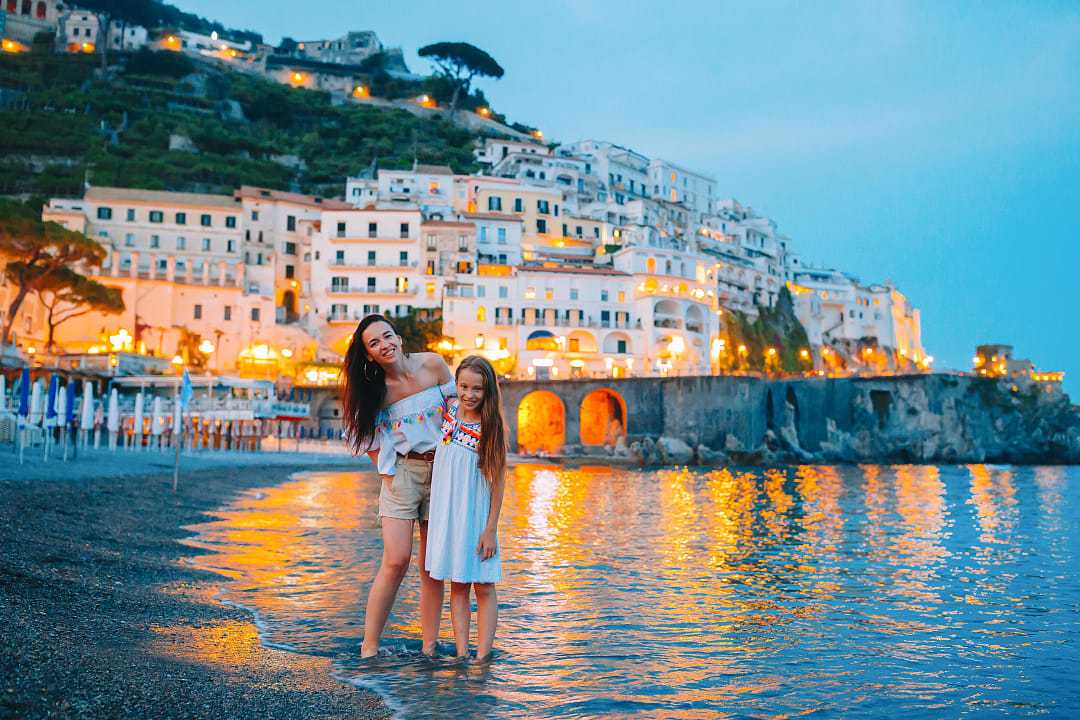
top-left (31, 265), bottom-right (125, 349)
top-left (73, 0), bottom-right (263, 45)
top-left (392, 310), bottom-right (444, 354)
top-left (418, 41), bottom-right (504, 111)
top-left (0, 52), bottom-right (483, 197)
top-left (722, 286), bottom-right (812, 374)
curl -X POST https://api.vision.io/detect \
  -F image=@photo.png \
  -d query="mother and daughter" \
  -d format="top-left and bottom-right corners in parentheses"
top-left (341, 314), bottom-right (507, 662)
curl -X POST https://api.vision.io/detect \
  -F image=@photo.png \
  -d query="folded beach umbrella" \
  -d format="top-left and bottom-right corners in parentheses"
top-left (45, 375), bottom-right (58, 424)
top-left (18, 367), bottom-right (30, 418)
top-left (29, 379), bottom-right (43, 425)
top-left (106, 388), bottom-right (120, 433)
top-left (151, 396), bottom-right (163, 435)
top-left (81, 382), bottom-right (95, 428)
top-left (56, 382), bottom-right (67, 427)
top-left (66, 382), bottom-right (76, 425)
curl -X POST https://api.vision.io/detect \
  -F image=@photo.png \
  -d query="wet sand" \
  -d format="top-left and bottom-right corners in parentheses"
top-left (0, 459), bottom-right (390, 720)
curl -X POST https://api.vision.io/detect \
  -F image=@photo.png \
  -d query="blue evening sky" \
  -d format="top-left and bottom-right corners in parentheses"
top-left (184, 1), bottom-right (1080, 395)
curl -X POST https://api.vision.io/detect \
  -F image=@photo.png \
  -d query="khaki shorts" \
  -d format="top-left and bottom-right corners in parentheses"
top-left (378, 456), bottom-right (434, 522)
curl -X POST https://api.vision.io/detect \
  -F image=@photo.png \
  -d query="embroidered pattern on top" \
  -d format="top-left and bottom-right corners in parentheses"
top-left (441, 404), bottom-right (481, 452)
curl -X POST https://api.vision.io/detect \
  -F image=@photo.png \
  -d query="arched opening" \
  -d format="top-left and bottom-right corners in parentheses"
top-left (517, 391), bottom-right (565, 455)
top-left (566, 330), bottom-right (597, 353)
top-left (654, 299), bottom-right (681, 329)
top-left (685, 304), bottom-right (705, 334)
top-left (526, 329), bottom-right (558, 351)
top-left (579, 388), bottom-right (627, 447)
top-left (35, 0), bottom-right (45, 18)
top-left (602, 331), bottom-right (631, 354)
top-left (282, 290), bottom-right (296, 313)
top-left (646, 257), bottom-right (656, 274)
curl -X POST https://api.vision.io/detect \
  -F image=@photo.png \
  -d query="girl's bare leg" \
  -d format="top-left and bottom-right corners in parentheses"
top-left (474, 582), bottom-right (498, 660)
top-left (449, 582), bottom-right (472, 658)
top-left (417, 521), bottom-right (445, 655)
top-left (360, 517), bottom-right (414, 658)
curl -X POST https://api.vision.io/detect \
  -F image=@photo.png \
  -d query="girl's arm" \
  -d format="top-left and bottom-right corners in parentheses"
top-left (477, 470), bottom-right (505, 560)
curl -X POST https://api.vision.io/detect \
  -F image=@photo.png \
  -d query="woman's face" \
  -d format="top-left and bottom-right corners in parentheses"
top-left (360, 321), bottom-right (402, 367)
top-left (457, 367), bottom-right (486, 414)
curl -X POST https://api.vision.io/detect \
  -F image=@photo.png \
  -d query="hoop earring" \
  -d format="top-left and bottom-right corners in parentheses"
top-left (364, 361), bottom-right (380, 382)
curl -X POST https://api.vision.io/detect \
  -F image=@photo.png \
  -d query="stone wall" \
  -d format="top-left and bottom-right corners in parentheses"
top-left (501, 373), bottom-right (1080, 465)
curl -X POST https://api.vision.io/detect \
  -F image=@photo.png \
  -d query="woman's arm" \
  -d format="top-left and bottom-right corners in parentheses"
top-left (477, 471), bottom-right (505, 560)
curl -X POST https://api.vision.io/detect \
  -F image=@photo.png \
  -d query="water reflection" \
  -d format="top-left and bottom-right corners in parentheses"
top-left (184, 464), bottom-right (1080, 719)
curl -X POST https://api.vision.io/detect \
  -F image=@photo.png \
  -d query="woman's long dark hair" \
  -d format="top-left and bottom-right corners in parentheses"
top-left (341, 314), bottom-right (398, 453)
top-left (457, 355), bottom-right (508, 485)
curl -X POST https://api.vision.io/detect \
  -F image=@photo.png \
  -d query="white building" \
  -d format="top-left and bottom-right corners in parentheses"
top-left (2, 0), bottom-right (64, 47)
top-left (648, 158), bottom-right (715, 220)
top-left (474, 137), bottom-right (551, 167)
top-left (310, 206), bottom-right (430, 354)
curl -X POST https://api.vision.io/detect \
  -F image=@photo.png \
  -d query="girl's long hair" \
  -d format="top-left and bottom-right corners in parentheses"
top-left (457, 355), bottom-right (507, 485)
top-left (340, 314), bottom-right (398, 453)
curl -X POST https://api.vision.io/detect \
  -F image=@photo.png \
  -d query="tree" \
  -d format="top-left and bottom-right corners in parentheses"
top-left (28, 266), bottom-right (125, 350)
top-left (392, 309), bottom-right (443, 353)
top-left (417, 42), bottom-right (504, 112)
top-left (0, 199), bottom-right (108, 344)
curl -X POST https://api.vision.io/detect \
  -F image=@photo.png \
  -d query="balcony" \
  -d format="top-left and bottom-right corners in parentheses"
top-left (328, 285), bottom-right (417, 296)
top-left (330, 260), bottom-right (418, 270)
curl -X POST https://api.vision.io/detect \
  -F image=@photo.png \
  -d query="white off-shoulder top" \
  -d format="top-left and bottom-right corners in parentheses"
top-left (371, 381), bottom-right (456, 476)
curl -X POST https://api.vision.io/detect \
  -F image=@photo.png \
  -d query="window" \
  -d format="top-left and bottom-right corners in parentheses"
top-left (285, 265), bottom-right (295, 279)
top-left (617, 339), bottom-right (627, 354)
top-left (367, 222), bottom-right (377, 238)
top-left (458, 235), bottom-right (469, 252)
top-left (525, 286), bottom-right (536, 299)
top-left (570, 288), bottom-right (579, 300)
top-left (544, 287), bottom-right (554, 301)
top-left (536, 218), bottom-right (547, 234)
top-left (367, 277), bottom-right (376, 292)
top-left (395, 276), bottom-right (408, 293)
top-left (200, 214), bottom-right (212, 227)
top-left (175, 212), bottom-right (186, 225)
top-left (426, 260), bottom-right (435, 275)
top-left (498, 253), bottom-right (507, 264)
top-left (337, 221), bottom-right (346, 238)
top-left (331, 276), bottom-right (348, 292)
top-left (193, 304), bottom-right (203, 320)
top-left (426, 282), bottom-right (436, 298)
top-left (498, 286), bottom-right (508, 299)
top-left (562, 224), bottom-right (568, 237)
top-left (176, 236), bottom-right (186, 250)
top-left (477, 306), bottom-right (486, 322)
top-left (479, 226), bottom-right (487, 242)
top-left (497, 227), bottom-right (506, 244)
top-left (335, 250), bottom-right (346, 265)
top-left (601, 290), bottom-right (609, 302)
top-left (224, 306), bottom-right (232, 321)
top-left (124, 233), bottom-right (135, 247)
top-left (202, 238), bottom-right (211, 251)
top-left (514, 198), bottom-right (523, 212)
top-left (286, 215), bottom-right (296, 232)
top-left (456, 260), bottom-right (472, 274)
top-left (251, 308), bottom-right (260, 322)
top-left (225, 216), bottom-right (236, 229)
top-left (617, 291), bottom-right (625, 303)
top-left (537, 200), bottom-right (550, 214)
top-left (227, 239), bottom-right (235, 253)
top-left (399, 251), bottom-right (409, 266)
top-left (601, 310), bottom-right (611, 327)
top-left (487, 196), bottom-right (502, 212)
top-left (149, 235), bottom-right (160, 248)
top-left (568, 338), bottom-right (579, 352)
top-left (126, 209), bottom-right (135, 221)
top-left (477, 285), bottom-right (486, 298)
top-left (251, 210), bottom-right (259, 221)
top-left (367, 250), bottom-right (376, 266)
top-left (399, 222), bottom-right (410, 239)
top-left (284, 242), bottom-right (297, 255)
top-left (97, 207), bottom-right (112, 220)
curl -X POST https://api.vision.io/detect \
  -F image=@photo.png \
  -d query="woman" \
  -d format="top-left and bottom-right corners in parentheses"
top-left (341, 313), bottom-right (455, 658)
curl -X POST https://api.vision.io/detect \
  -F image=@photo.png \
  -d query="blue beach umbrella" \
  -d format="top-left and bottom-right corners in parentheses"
top-left (65, 382), bottom-right (76, 424)
top-left (45, 375), bottom-right (59, 421)
top-left (17, 367), bottom-right (30, 418)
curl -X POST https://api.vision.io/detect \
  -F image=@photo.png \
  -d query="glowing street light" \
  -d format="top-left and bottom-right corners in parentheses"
top-left (198, 339), bottom-right (215, 355)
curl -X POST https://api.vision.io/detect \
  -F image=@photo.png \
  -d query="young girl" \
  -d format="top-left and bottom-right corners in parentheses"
top-left (425, 355), bottom-right (507, 661)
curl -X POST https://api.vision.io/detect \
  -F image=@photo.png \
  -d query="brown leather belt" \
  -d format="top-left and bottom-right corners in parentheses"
top-left (402, 450), bottom-right (435, 462)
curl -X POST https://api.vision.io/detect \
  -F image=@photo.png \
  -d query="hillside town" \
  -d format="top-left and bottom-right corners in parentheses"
top-left (1, 1), bottom-right (1067, 397)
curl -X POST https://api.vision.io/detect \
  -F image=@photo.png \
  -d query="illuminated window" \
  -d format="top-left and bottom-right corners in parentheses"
top-left (617, 291), bottom-right (625, 303)
top-left (426, 282), bottom-right (435, 298)
top-left (544, 287), bottom-right (554, 301)
top-left (477, 306), bottom-right (486, 322)
top-left (524, 286), bottom-right (536, 299)
top-left (646, 257), bottom-right (656, 273)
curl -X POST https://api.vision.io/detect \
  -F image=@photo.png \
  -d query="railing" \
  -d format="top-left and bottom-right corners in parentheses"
top-left (328, 286), bottom-right (417, 295)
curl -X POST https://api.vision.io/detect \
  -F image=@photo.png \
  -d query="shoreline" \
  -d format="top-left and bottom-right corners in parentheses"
top-left (0, 460), bottom-right (390, 720)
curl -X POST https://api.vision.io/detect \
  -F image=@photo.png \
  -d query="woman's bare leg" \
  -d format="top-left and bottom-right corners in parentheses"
top-left (417, 521), bottom-right (445, 655)
top-left (360, 517), bottom-right (414, 658)
top-left (449, 582), bottom-right (472, 658)
top-left (474, 582), bottom-right (498, 660)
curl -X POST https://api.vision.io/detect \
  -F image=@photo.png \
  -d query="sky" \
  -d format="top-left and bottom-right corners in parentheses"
top-left (183, 0), bottom-right (1080, 395)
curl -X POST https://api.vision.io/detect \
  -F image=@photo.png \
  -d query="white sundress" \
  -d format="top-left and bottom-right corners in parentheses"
top-left (425, 403), bottom-right (502, 584)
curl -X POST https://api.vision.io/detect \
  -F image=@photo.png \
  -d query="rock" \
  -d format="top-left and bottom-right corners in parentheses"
top-left (696, 444), bottom-right (728, 465)
top-left (168, 133), bottom-right (197, 152)
top-left (656, 436), bottom-right (694, 465)
top-left (724, 433), bottom-right (745, 453)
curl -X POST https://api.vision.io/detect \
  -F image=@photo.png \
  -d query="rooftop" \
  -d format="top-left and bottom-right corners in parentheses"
top-left (85, 186), bottom-right (236, 209)
top-left (235, 186), bottom-right (353, 210)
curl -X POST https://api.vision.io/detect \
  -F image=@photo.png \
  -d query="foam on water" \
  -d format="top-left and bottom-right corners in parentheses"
top-left (183, 464), bottom-right (1080, 719)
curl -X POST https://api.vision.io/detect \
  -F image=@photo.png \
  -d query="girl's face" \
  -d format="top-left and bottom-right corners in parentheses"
top-left (360, 321), bottom-right (402, 367)
top-left (457, 367), bottom-right (486, 414)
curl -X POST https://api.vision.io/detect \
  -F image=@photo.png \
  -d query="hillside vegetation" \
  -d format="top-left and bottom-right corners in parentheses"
top-left (0, 49), bottom-right (483, 199)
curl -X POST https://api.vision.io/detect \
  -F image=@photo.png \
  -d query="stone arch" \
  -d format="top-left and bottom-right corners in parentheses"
top-left (602, 331), bottom-right (632, 354)
top-left (654, 299), bottom-right (681, 329)
top-left (685, 304), bottom-right (706, 334)
top-left (579, 388), bottom-right (627, 447)
top-left (517, 390), bottom-right (565, 455)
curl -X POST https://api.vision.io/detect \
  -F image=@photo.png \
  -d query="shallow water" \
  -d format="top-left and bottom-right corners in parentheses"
top-left (183, 464), bottom-right (1080, 718)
